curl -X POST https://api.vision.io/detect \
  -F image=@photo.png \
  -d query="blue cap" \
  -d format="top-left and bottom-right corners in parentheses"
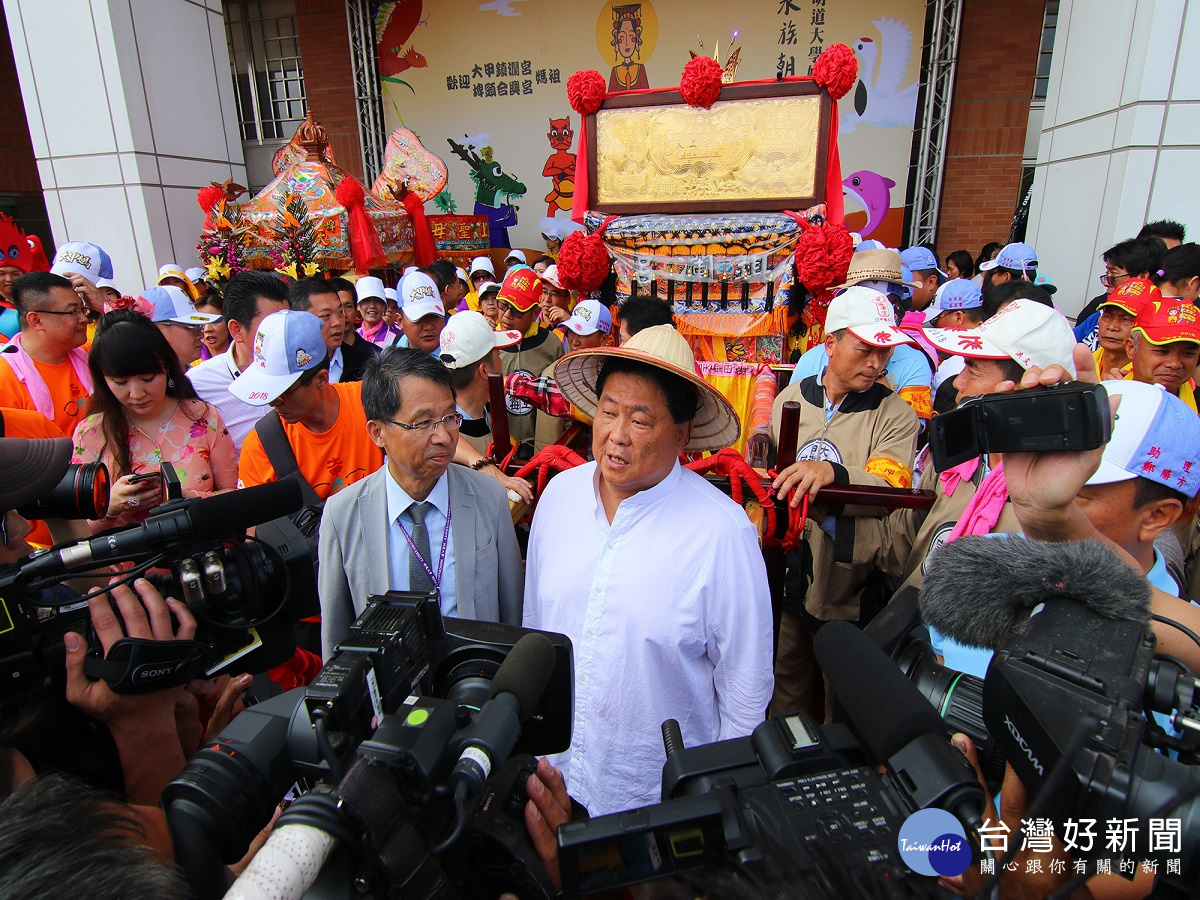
top-left (1033, 272), bottom-right (1058, 295)
top-left (856, 239), bottom-right (887, 253)
top-left (900, 246), bottom-right (948, 279)
top-left (979, 242), bottom-right (1038, 274)
top-left (229, 309), bottom-right (326, 405)
top-left (921, 278), bottom-right (983, 325)
top-left (50, 241), bottom-right (113, 282)
top-left (141, 285), bottom-right (221, 326)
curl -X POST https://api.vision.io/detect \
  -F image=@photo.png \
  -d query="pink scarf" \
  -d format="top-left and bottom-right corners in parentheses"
top-left (938, 457), bottom-right (981, 498)
top-left (358, 321), bottom-right (398, 347)
top-left (0, 333), bottom-right (92, 419)
top-left (947, 459), bottom-right (1008, 541)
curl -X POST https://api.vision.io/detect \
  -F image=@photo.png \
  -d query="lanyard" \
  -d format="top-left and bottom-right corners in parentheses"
top-left (396, 502), bottom-right (452, 591)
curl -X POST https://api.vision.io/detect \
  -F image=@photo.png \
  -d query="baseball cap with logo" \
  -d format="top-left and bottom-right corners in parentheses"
top-left (229, 309), bottom-right (326, 405)
top-left (1086, 380), bottom-right (1200, 498)
top-left (504, 249), bottom-right (527, 265)
top-left (921, 278), bottom-right (983, 325)
top-left (354, 276), bottom-right (387, 303)
top-left (469, 257), bottom-right (496, 278)
top-left (51, 241), bottom-right (113, 282)
top-left (141, 285), bottom-right (221, 326)
top-left (497, 268), bottom-right (542, 313)
top-left (399, 271), bottom-right (446, 323)
top-left (439, 311), bottom-right (521, 370)
top-left (825, 286), bottom-right (916, 348)
top-left (924, 297), bottom-right (1077, 376)
top-left (563, 299), bottom-right (613, 336)
top-left (900, 246), bottom-right (948, 279)
top-left (1100, 277), bottom-right (1159, 317)
top-left (1132, 297), bottom-right (1200, 346)
top-left (541, 264), bottom-right (567, 291)
top-left (978, 241), bottom-right (1038, 274)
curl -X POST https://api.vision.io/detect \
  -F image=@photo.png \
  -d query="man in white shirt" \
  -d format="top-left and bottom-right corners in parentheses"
top-left (187, 271), bottom-right (289, 452)
top-left (289, 278), bottom-right (373, 383)
top-left (523, 325), bottom-right (774, 816)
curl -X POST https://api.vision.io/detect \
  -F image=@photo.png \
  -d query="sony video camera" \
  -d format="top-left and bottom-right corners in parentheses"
top-left (165, 592), bottom-right (574, 900)
top-left (0, 464), bottom-right (316, 711)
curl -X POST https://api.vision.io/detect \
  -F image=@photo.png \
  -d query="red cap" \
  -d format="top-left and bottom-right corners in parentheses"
top-left (497, 268), bottom-right (542, 313)
top-left (1132, 298), bottom-right (1200, 346)
top-left (1100, 277), bottom-right (1159, 317)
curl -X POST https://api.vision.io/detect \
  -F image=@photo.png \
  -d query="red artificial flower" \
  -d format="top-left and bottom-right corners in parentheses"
top-left (196, 185), bottom-right (225, 213)
top-left (556, 231), bottom-right (610, 292)
top-left (812, 44), bottom-right (859, 101)
top-left (793, 222), bottom-right (854, 293)
top-left (679, 56), bottom-right (724, 109)
top-left (567, 70), bottom-right (607, 116)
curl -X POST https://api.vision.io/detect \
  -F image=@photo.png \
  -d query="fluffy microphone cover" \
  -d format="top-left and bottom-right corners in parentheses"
top-left (919, 536), bottom-right (1151, 650)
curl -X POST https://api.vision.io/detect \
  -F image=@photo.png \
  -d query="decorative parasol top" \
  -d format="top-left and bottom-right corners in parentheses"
top-left (296, 109), bottom-right (330, 161)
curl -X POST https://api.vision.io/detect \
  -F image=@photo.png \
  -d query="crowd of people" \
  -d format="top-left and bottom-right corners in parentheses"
top-left (0, 216), bottom-right (1198, 898)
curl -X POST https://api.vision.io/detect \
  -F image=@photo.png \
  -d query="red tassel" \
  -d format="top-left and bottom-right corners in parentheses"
top-left (336, 176), bottom-right (386, 272)
top-left (401, 191), bottom-right (437, 267)
top-left (197, 185), bottom-right (225, 213)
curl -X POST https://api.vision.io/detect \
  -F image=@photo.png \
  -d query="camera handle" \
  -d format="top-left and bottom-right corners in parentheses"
top-left (83, 637), bottom-right (210, 694)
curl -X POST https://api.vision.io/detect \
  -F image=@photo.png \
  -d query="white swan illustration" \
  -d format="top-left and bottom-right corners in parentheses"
top-left (841, 18), bottom-right (919, 134)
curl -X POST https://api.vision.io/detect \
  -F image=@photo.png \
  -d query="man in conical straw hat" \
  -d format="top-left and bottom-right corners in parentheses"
top-left (523, 324), bottom-right (774, 816)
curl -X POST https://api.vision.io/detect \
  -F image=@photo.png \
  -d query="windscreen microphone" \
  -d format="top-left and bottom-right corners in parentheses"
top-left (449, 632), bottom-right (557, 798)
top-left (22, 479), bottom-right (303, 576)
top-left (920, 536), bottom-right (1151, 650)
top-left (814, 620), bottom-right (986, 829)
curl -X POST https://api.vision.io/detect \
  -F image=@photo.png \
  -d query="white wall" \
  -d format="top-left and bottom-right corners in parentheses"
top-left (1025, 0), bottom-right (1199, 319)
top-left (4, 0), bottom-right (246, 293)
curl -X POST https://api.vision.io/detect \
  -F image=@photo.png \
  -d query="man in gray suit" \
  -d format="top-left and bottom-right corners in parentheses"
top-left (318, 348), bottom-right (523, 658)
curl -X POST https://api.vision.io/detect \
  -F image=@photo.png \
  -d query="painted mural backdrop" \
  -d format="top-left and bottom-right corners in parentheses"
top-left (375, 0), bottom-right (923, 250)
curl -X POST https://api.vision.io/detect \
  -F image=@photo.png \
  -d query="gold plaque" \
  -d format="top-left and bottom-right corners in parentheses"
top-left (587, 82), bottom-right (830, 214)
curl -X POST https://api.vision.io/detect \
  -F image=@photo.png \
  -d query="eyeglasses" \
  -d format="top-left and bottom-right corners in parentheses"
top-left (386, 413), bottom-right (464, 435)
top-left (165, 322), bottom-right (204, 332)
top-left (37, 305), bottom-right (88, 319)
top-left (1100, 272), bottom-right (1131, 288)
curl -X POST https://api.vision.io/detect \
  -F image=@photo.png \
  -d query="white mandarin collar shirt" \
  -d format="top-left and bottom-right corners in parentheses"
top-left (523, 460), bottom-right (774, 816)
top-left (384, 466), bottom-right (457, 617)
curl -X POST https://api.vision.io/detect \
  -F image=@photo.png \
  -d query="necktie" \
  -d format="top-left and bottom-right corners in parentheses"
top-left (406, 501), bottom-right (435, 593)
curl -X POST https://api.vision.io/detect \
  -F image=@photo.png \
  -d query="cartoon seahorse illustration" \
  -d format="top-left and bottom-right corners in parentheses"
top-left (542, 117), bottom-right (576, 216)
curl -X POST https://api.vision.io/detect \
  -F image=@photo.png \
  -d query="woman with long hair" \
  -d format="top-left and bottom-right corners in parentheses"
top-left (1153, 242), bottom-right (1200, 303)
top-left (71, 310), bottom-right (237, 532)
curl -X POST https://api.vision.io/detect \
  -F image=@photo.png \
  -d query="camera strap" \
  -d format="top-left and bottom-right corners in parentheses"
top-left (83, 637), bottom-right (210, 694)
top-left (255, 412), bottom-right (323, 508)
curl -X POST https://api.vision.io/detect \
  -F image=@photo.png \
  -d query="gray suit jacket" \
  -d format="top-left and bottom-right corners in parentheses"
top-left (318, 464), bottom-right (523, 658)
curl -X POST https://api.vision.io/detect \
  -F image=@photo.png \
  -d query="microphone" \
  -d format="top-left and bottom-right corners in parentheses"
top-left (813, 620), bottom-right (987, 829)
top-left (22, 480), bottom-right (303, 577)
top-left (920, 536), bottom-right (1151, 650)
top-left (448, 632), bottom-right (557, 798)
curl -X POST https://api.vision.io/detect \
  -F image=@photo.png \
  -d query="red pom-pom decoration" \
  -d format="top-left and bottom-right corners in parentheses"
top-left (793, 222), bottom-right (854, 293)
top-left (567, 70), bottom-right (607, 116)
top-left (679, 56), bottom-right (724, 109)
top-left (197, 185), bottom-right (225, 213)
top-left (334, 176), bottom-right (366, 208)
top-left (556, 230), bottom-right (611, 292)
top-left (812, 44), bottom-right (859, 101)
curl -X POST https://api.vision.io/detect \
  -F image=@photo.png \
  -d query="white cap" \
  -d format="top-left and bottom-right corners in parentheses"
top-left (184, 267), bottom-right (207, 284)
top-left (1085, 380), bottom-right (1200, 497)
top-left (504, 249), bottom-right (527, 265)
top-left (402, 265), bottom-right (418, 277)
top-left (354, 276), bottom-right (386, 303)
top-left (384, 287), bottom-right (397, 303)
top-left (469, 257), bottom-right (496, 277)
top-left (455, 266), bottom-right (469, 285)
top-left (142, 285), bottom-right (221, 325)
top-left (924, 298), bottom-right (1077, 377)
top-left (157, 263), bottom-right (188, 282)
top-left (95, 277), bottom-right (120, 293)
top-left (563, 298), bottom-right (612, 336)
top-left (399, 271), bottom-right (445, 322)
top-left (541, 264), bottom-right (565, 291)
top-left (439, 311), bottom-right (521, 370)
top-left (229, 309), bottom-right (326, 405)
top-left (825, 286), bottom-right (915, 348)
top-left (51, 241), bottom-right (113, 281)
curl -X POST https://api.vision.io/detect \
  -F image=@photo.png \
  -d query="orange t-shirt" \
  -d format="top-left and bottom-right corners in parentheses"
top-left (237, 380), bottom-right (383, 499)
top-left (0, 356), bottom-right (91, 437)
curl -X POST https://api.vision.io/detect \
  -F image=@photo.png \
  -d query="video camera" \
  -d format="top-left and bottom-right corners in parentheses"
top-left (165, 592), bottom-right (575, 900)
top-left (0, 464), bottom-right (317, 710)
top-left (890, 536), bottom-right (1200, 894)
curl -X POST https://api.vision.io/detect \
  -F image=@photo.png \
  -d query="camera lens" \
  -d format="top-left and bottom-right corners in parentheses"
top-left (896, 639), bottom-right (1006, 794)
top-left (16, 462), bottom-right (110, 520)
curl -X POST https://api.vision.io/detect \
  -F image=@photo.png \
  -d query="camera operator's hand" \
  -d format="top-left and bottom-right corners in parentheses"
top-left (771, 460), bottom-right (836, 506)
top-left (106, 473), bottom-right (163, 519)
top-left (951, 734), bottom-right (1093, 900)
top-left (64, 577), bottom-right (195, 805)
top-left (523, 757), bottom-right (571, 892)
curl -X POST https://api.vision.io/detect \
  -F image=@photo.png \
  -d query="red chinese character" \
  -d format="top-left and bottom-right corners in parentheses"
top-left (1183, 461), bottom-right (1193, 473)
top-left (1142, 461), bottom-right (1156, 473)
top-left (874, 331), bottom-right (893, 344)
top-left (1161, 469), bottom-right (1172, 480)
top-left (1148, 446), bottom-right (1162, 459)
top-left (1179, 477), bottom-right (1189, 488)
top-left (958, 336), bottom-right (984, 350)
